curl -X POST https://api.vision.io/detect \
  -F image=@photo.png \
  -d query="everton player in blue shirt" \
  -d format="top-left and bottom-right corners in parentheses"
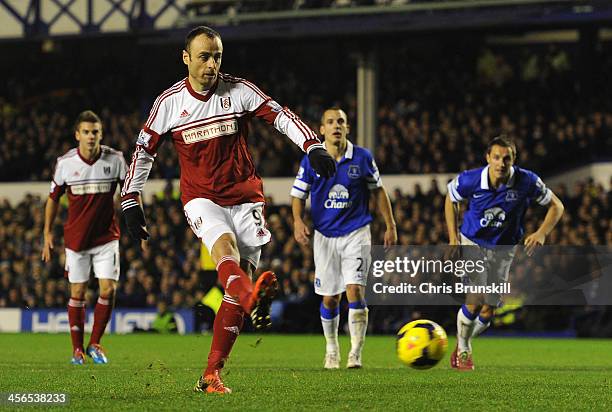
top-left (291, 108), bottom-right (397, 369)
top-left (445, 136), bottom-right (564, 370)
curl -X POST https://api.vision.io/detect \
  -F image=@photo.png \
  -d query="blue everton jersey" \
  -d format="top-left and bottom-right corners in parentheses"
top-left (447, 166), bottom-right (552, 248)
top-left (290, 141), bottom-right (382, 237)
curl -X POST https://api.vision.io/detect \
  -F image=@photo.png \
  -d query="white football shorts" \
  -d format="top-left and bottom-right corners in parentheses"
top-left (313, 224), bottom-right (371, 296)
top-left (65, 240), bottom-right (120, 283)
top-left (183, 198), bottom-right (271, 268)
top-left (460, 234), bottom-right (517, 306)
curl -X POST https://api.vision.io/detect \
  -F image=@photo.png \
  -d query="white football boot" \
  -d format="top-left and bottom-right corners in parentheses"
top-left (346, 352), bottom-right (362, 369)
top-left (324, 352), bottom-right (340, 369)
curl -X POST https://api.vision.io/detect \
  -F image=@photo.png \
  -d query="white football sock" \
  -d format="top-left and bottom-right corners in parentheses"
top-left (320, 303), bottom-right (339, 354)
top-left (470, 316), bottom-right (491, 339)
top-left (348, 305), bottom-right (368, 356)
top-left (457, 305), bottom-right (477, 353)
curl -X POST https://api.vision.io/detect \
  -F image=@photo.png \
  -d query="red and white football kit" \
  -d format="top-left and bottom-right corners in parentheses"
top-left (121, 73), bottom-right (322, 260)
top-left (50, 145), bottom-right (127, 282)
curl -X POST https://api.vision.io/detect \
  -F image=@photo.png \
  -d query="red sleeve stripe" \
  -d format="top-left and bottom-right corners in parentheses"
top-left (218, 73), bottom-right (243, 84)
top-left (284, 108), bottom-right (313, 141)
top-left (284, 108), bottom-right (318, 141)
top-left (144, 79), bottom-right (184, 125)
top-left (122, 145), bottom-right (145, 195)
top-left (240, 79), bottom-right (270, 101)
top-left (218, 73), bottom-right (270, 101)
top-left (145, 81), bottom-right (186, 128)
top-left (289, 108), bottom-right (317, 139)
top-left (145, 84), bottom-right (185, 129)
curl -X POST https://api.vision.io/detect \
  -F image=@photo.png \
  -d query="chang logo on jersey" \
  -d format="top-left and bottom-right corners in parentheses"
top-left (325, 184), bottom-right (352, 209)
top-left (181, 119), bottom-right (238, 144)
top-left (480, 207), bottom-right (506, 228)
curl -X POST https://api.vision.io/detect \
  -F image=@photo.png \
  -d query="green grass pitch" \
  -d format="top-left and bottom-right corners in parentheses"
top-left (1, 333), bottom-right (610, 411)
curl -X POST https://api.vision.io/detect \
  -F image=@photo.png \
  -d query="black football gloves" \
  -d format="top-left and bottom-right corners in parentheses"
top-left (308, 146), bottom-right (336, 178)
top-left (121, 194), bottom-right (150, 241)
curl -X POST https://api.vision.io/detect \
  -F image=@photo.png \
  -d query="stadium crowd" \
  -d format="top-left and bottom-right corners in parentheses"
top-left (1, 43), bottom-right (610, 182)
top-left (0, 178), bottom-right (609, 335)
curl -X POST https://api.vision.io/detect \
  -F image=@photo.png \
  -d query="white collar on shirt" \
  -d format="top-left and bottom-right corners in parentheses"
top-left (323, 140), bottom-right (354, 160)
top-left (481, 165), bottom-right (516, 190)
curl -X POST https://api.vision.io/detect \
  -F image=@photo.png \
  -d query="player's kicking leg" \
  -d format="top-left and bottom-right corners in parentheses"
top-left (320, 295), bottom-right (341, 369)
top-left (196, 235), bottom-right (277, 394)
top-left (346, 285), bottom-right (368, 369)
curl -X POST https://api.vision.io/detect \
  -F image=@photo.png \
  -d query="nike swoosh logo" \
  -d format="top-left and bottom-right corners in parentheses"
top-left (473, 194), bottom-right (485, 198)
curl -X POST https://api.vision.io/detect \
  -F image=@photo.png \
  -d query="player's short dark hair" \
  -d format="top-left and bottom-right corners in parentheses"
top-left (184, 26), bottom-right (221, 53)
top-left (74, 110), bottom-right (102, 132)
top-left (487, 136), bottom-right (516, 159)
top-left (320, 107), bottom-right (347, 125)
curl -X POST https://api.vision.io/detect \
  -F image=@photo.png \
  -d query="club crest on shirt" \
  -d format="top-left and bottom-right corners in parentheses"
top-left (220, 96), bottom-right (231, 111)
top-left (505, 190), bottom-right (518, 202)
top-left (104, 166), bottom-right (111, 175)
top-left (348, 165), bottom-right (361, 179)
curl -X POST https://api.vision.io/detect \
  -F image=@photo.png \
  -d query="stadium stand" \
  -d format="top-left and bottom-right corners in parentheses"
top-left (1, 41), bottom-right (610, 181)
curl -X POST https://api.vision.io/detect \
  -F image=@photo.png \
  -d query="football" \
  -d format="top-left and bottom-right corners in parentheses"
top-left (396, 320), bottom-right (448, 369)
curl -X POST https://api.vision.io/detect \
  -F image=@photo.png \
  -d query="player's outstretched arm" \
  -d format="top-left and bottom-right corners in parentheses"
top-left (524, 192), bottom-right (564, 256)
top-left (42, 197), bottom-right (59, 262)
top-left (372, 186), bottom-right (397, 248)
top-left (251, 96), bottom-right (336, 178)
top-left (291, 197), bottom-right (310, 245)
